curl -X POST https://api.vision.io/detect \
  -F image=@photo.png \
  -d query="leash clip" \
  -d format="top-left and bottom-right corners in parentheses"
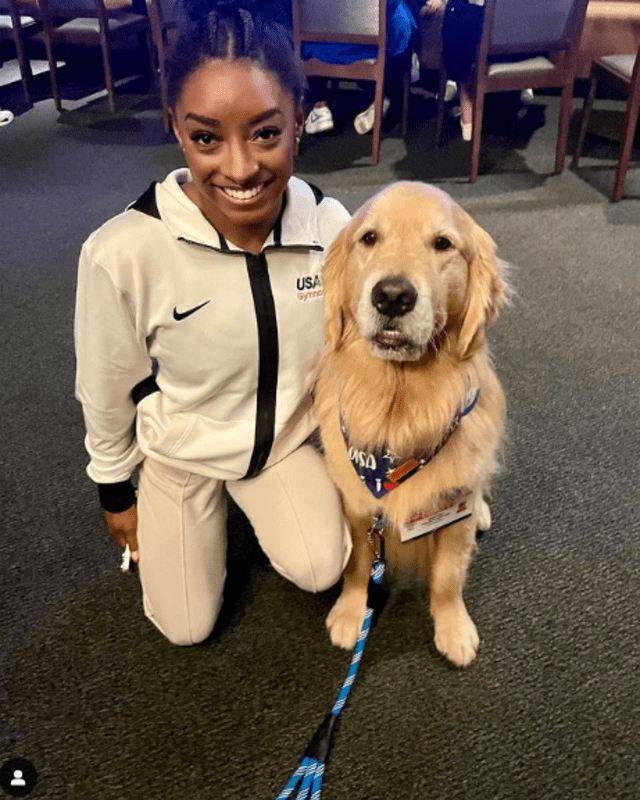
top-left (367, 514), bottom-right (387, 561)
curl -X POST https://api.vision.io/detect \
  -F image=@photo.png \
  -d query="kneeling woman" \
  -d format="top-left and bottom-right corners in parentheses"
top-left (74, 3), bottom-right (351, 645)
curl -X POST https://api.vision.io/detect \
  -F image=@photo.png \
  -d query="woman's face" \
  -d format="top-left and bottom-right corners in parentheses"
top-left (171, 58), bottom-right (304, 252)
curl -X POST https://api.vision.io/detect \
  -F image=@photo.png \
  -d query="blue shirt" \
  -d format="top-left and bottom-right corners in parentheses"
top-left (301, 0), bottom-right (417, 63)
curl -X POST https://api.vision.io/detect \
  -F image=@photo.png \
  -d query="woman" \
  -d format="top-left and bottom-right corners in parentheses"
top-left (75, 2), bottom-right (352, 646)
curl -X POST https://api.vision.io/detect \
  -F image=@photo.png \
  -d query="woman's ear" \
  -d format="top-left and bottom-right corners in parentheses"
top-left (458, 219), bottom-right (511, 356)
top-left (169, 109), bottom-right (184, 150)
top-left (294, 107), bottom-right (304, 155)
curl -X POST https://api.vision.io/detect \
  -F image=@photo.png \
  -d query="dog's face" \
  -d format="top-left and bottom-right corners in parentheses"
top-left (323, 182), bottom-right (509, 360)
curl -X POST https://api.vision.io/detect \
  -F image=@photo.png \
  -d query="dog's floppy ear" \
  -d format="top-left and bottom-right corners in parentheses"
top-left (322, 223), bottom-right (350, 349)
top-left (458, 218), bottom-right (511, 356)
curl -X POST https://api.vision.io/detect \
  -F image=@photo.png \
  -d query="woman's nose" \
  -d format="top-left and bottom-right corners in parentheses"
top-left (221, 140), bottom-right (259, 184)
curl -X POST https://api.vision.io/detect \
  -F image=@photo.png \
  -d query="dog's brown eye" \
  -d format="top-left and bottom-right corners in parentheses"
top-left (361, 230), bottom-right (377, 246)
top-left (434, 236), bottom-right (453, 251)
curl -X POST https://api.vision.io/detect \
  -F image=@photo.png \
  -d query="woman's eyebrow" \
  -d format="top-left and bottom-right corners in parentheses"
top-left (184, 112), bottom-right (220, 126)
top-left (184, 108), bottom-right (283, 127)
top-left (248, 107), bottom-right (283, 125)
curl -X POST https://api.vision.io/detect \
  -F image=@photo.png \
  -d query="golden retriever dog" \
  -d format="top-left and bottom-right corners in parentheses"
top-left (314, 182), bottom-right (510, 667)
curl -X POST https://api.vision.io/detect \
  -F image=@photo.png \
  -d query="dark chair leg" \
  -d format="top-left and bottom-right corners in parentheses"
top-left (42, 29), bottom-right (62, 110)
top-left (401, 51), bottom-right (410, 138)
top-left (157, 50), bottom-right (170, 132)
top-left (99, 28), bottom-right (116, 113)
top-left (435, 66), bottom-right (446, 146)
top-left (371, 78), bottom-right (384, 165)
top-left (12, 27), bottom-right (33, 104)
top-left (573, 68), bottom-right (597, 167)
top-left (613, 75), bottom-right (640, 201)
top-left (469, 88), bottom-right (484, 183)
top-left (555, 81), bottom-right (575, 174)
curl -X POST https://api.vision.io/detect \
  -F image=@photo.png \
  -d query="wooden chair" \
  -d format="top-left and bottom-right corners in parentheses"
top-left (35, 0), bottom-right (154, 113)
top-left (436, 0), bottom-right (589, 182)
top-left (572, 44), bottom-right (640, 201)
top-left (292, 0), bottom-right (408, 166)
top-left (145, 0), bottom-right (180, 131)
top-left (0, 0), bottom-right (40, 104)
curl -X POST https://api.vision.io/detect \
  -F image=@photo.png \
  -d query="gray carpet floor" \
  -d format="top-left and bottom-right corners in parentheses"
top-left (1, 66), bottom-right (640, 799)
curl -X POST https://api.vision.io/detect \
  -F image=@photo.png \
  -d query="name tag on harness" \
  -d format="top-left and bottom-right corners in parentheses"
top-left (400, 490), bottom-right (474, 543)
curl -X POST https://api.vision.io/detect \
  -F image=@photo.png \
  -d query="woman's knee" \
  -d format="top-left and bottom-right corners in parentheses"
top-left (271, 529), bottom-right (351, 593)
top-left (142, 588), bottom-right (224, 646)
top-left (162, 623), bottom-right (215, 647)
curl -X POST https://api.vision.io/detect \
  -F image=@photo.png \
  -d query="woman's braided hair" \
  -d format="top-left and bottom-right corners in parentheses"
top-left (167, 0), bottom-right (303, 109)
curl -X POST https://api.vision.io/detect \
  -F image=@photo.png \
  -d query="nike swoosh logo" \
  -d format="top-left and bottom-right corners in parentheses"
top-left (173, 301), bottom-right (210, 321)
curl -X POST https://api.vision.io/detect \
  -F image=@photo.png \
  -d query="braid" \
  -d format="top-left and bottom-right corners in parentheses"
top-left (238, 8), bottom-right (255, 54)
top-left (199, 5), bottom-right (258, 58)
top-left (167, 1), bottom-right (303, 108)
top-left (205, 11), bottom-right (220, 53)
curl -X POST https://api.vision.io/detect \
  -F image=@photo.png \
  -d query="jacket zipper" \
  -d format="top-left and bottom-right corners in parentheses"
top-left (243, 252), bottom-right (280, 478)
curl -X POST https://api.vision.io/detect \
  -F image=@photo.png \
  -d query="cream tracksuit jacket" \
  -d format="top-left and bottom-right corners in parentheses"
top-left (75, 170), bottom-right (350, 510)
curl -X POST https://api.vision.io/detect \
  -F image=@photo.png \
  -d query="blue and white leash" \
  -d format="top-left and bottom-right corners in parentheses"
top-left (276, 517), bottom-right (387, 800)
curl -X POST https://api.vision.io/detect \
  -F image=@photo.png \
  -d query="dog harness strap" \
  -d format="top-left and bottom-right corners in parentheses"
top-left (341, 388), bottom-right (480, 499)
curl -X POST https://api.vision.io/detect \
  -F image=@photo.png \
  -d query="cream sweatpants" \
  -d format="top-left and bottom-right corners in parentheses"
top-left (136, 444), bottom-right (351, 645)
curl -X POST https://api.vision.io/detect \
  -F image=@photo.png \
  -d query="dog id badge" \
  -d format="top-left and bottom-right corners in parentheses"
top-left (400, 490), bottom-right (474, 543)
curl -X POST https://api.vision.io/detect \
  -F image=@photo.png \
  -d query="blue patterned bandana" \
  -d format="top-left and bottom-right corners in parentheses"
top-left (341, 388), bottom-right (480, 499)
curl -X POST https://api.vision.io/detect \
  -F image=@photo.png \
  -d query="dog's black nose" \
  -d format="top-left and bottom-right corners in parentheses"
top-left (371, 277), bottom-right (417, 317)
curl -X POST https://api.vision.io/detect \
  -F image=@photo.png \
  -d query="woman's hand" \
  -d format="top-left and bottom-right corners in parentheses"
top-left (104, 504), bottom-right (139, 563)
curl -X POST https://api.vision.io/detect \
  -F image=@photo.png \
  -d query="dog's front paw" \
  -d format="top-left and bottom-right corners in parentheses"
top-left (433, 606), bottom-right (479, 667)
top-left (326, 593), bottom-right (367, 650)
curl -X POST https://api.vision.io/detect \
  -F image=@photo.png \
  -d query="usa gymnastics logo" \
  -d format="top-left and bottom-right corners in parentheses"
top-left (296, 275), bottom-right (323, 301)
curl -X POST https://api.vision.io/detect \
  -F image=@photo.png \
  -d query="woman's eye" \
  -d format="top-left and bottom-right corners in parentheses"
top-left (434, 236), bottom-right (453, 251)
top-left (191, 131), bottom-right (218, 146)
top-left (361, 230), bottom-right (377, 246)
top-left (255, 126), bottom-right (282, 141)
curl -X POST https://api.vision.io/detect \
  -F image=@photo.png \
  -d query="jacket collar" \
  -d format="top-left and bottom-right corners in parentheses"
top-left (155, 169), bottom-right (324, 253)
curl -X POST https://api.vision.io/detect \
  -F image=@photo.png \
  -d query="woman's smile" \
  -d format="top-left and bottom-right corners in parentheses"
top-left (215, 180), bottom-right (272, 202)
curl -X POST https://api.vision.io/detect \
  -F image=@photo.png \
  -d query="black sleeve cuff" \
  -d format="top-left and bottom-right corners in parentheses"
top-left (98, 480), bottom-right (136, 513)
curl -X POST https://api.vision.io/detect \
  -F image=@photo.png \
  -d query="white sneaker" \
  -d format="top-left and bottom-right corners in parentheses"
top-left (305, 106), bottom-right (333, 134)
top-left (520, 88), bottom-right (534, 104)
top-left (354, 97), bottom-right (390, 134)
top-left (0, 109), bottom-right (14, 126)
top-left (444, 80), bottom-right (457, 103)
top-left (411, 52), bottom-right (420, 84)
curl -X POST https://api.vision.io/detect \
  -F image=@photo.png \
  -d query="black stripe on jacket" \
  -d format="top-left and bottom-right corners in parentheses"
top-left (129, 182), bottom-right (160, 218)
top-left (243, 252), bottom-right (279, 479)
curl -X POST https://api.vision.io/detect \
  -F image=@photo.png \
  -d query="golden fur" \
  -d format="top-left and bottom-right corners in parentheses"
top-left (314, 182), bottom-right (510, 667)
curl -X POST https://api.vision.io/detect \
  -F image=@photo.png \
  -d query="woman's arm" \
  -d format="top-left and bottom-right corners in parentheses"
top-left (75, 237), bottom-right (151, 554)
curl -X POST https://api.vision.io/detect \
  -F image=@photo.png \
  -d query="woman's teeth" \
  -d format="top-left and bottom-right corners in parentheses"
top-left (221, 184), bottom-right (264, 200)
